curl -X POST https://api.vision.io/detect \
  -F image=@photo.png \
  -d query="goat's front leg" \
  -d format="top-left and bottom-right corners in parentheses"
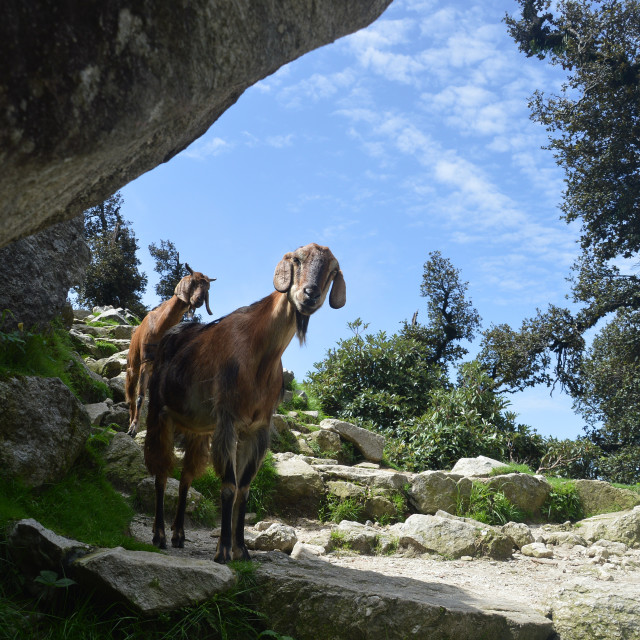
top-left (152, 474), bottom-right (168, 549)
top-left (214, 460), bottom-right (237, 564)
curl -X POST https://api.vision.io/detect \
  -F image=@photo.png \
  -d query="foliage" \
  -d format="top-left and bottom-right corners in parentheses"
top-left (505, 0), bottom-right (640, 262)
top-left (0, 435), bottom-right (152, 551)
top-left (0, 319), bottom-right (111, 403)
top-left (497, 1), bottom-right (640, 480)
top-left (94, 340), bottom-right (119, 358)
top-left (247, 452), bottom-right (279, 520)
top-left (308, 318), bottom-right (446, 430)
top-left (541, 478), bottom-right (584, 522)
top-left (536, 437), bottom-right (602, 479)
top-left (383, 362), bottom-right (546, 472)
top-left (408, 250), bottom-right (482, 367)
top-left (75, 192), bottom-right (147, 317)
top-left (319, 494), bottom-right (364, 524)
top-left (149, 239), bottom-right (186, 302)
top-left (574, 308), bottom-right (640, 483)
top-left (489, 463), bottom-right (535, 476)
top-left (458, 482), bottom-right (526, 526)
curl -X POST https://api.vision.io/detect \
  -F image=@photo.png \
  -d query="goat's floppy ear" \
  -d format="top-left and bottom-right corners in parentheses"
top-left (329, 270), bottom-right (346, 309)
top-left (174, 276), bottom-right (191, 304)
top-left (274, 258), bottom-right (292, 292)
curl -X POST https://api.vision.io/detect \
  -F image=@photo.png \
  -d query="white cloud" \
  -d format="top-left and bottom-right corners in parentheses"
top-left (182, 136), bottom-right (232, 160)
top-left (266, 134), bottom-right (294, 148)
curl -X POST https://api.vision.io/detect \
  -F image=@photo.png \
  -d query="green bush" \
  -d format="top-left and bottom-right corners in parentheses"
top-left (541, 479), bottom-right (584, 522)
top-left (458, 482), bottom-right (526, 526)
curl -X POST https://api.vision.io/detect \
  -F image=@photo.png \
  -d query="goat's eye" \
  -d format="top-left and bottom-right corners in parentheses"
top-left (292, 257), bottom-right (301, 266)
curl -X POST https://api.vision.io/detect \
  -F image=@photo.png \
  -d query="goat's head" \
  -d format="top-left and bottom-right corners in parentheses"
top-left (175, 263), bottom-right (215, 315)
top-left (274, 243), bottom-right (346, 320)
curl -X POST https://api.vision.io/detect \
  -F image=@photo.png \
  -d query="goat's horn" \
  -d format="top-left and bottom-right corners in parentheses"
top-left (205, 290), bottom-right (213, 315)
top-left (185, 263), bottom-right (194, 275)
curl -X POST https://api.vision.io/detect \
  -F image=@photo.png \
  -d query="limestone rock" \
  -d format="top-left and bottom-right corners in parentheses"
top-left (248, 523), bottom-right (298, 554)
top-left (501, 522), bottom-right (535, 549)
top-left (1, 1), bottom-right (392, 247)
top-left (73, 547), bottom-right (235, 615)
top-left (0, 216), bottom-right (90, 329)
top-left (108, 371), bottom-right (127, 402)
top-left (271, 453), bottom-right (325, 516)
top-left (483, 473), bottom-right (551, 516)
top-left (549, 584), bottom-right (640, 640)
top-left (314, 463), bottom-right (409, 492)
top-left (319, 418), bottom-right (384, 462)
top-left (451, 455), bottom-right (506, 477)
top-left (0, 376), bottom-right (91, 487)
top-left (8, 519), bottom-right (92, 586)
top-left (574, 479), bottom-right (640, 517)
top-left (307, 429), bottom-right (342, 455)
top-left (398, 513), bottom-right (512, 560)
top-left (84, 401), bottom-right (112, 426)
top-left (328, 521), bottom-right (385, 555)
top-left (103, 431), bottom-right (148, 492)
top-left (251, 552), bottom-right (553, 640)
top-left (520, 542), bottom-right (553, 559)
top-left (577, 507), bottom-right (640, 547)
top-left (408, 470), bottom-right (458, 515)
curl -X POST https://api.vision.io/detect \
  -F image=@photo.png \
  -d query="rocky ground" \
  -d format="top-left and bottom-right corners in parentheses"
top-left (129, 512), bottom-right (640, 631)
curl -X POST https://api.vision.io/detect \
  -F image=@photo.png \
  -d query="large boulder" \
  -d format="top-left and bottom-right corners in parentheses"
top-left (573, 479), bottom-right (640, 517)
top-left (408, 471), bottom-right (458, 515)
top-left (395, 513), bottom-right (513, 560)
top-left (1, 1), bottom-right (392, 247)
top-left (319, 418), bottom-right (385, 462)
top-left (0, 216), bottom-right (90, 329)
top-left (0, 376), bottom-right (91, 487)
top-left (549, 583), bottom-right (640, 640)
top-left (271, 453), bottom-right (325, 516)
top-left (577, 507), bottom-right (640, 547)
top-left (73, 547), bottom-right (236, 615)
top-left (103, 431), bottom-right (148, 492)
top-left (451, 455), bottom-right (507, 477)
top-left (483, 473), bottom-right (551, 516)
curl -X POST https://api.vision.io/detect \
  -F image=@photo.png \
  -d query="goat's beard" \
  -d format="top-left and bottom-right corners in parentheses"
top-left (295, 310), bottom-right (309, 345)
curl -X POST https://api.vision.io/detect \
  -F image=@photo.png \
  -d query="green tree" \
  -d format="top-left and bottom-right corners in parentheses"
top-left (575, 308), bottom-right (640, 482)
top-left (307, 318), bottom-right (446, 431)
top-left (505, 0), bottom-right (640, 262)
top-left (405, 251), bottom-right (482, 367)
top-left (149, 239), bottom-right (185, 302)
top-left (76, 193), bottom-right (147, 316)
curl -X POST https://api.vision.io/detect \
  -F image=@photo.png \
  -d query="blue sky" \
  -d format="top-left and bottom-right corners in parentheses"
top-left (120, 0), bottom-right (586, 441)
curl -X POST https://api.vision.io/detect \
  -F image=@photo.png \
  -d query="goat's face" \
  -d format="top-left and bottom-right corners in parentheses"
top-left (175, 266), bottom-right (215, 315)
top-left (274, 243), bottom-right (346, 315)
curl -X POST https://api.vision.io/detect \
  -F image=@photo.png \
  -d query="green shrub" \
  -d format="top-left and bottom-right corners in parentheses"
top-left (541, 479), bottom-right (584, 522)
top-left (458, 482), bottom-right (526, 526)
top-left (319, 494), bottom-right (364, 524)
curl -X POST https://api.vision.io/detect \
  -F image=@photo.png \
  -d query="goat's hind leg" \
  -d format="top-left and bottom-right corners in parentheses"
top-left (127, 362), bottom-right (150, 437)
top-left (232, 427), bottom-right (270, 561)
top-left (171, 433), bottom-right (210, 548)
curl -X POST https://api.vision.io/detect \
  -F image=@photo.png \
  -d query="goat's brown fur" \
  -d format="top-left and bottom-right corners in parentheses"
top-left (144, 243), bottom-right (346, 562)
top-left (125, 265), bottom-right (214, 437)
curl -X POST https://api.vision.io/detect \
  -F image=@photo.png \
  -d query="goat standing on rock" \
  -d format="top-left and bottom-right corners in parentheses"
top-left (144, 243), bottom-right (346, 563)
top-left (126, 264), bottom-right (215, 437)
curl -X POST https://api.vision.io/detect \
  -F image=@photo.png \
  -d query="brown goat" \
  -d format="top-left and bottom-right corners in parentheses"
top-left (125, 264), bottom-right (215, 437)
top-left (144, 243), bottom-right (346, 563)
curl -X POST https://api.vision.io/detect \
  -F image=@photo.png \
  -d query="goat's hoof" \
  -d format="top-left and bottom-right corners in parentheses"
top-left (127, 425), bottom-right (137, 438)
top-left (152, 533), bottom-right (166, 549)
top-left (214, 545), bottom-right (232, 564)
top-left (233, 545), bottom-right (251, 561)
top-left (171, 535), bottom-right (185, 549)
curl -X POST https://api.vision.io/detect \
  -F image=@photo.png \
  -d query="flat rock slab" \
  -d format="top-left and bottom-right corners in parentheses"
top-left (250, 552), bottom-right (554, 640)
